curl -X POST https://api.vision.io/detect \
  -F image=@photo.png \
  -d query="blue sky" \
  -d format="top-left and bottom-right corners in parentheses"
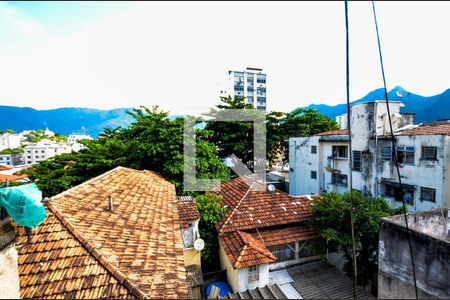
top-left (0, 1), bottom-right (449, 115)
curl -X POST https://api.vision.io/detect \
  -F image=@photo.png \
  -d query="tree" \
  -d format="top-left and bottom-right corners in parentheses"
top-left (204, 96), bottom-right (255, 168)
top-left (25, 106), bottom-right (229, 197)
top-left (273, 108), bottom-right (340, 164)
top-left (308, 191), bottom-right (404, 286)
top-left (205, 96), bottom-right (339, 168)
top-left (194, 193), bottom-right (226, 267)
top-left (0, 129), bottom-right (15, 134)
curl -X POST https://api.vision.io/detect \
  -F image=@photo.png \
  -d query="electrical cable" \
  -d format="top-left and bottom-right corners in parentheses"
top-left (371, 1), bottom-right (419, 299)
top-left (344, 1), bottom-right (358, 298)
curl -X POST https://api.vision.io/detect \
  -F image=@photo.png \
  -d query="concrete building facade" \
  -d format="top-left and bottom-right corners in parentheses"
top-left (221, 67), bottom-right (267, 110)
top-left (289, 101), bottom-right (450, 212)
top-left (378, 209), bottom-right (450, 299)
top-left (0, 133), bottom-right (21, 152)
top-left (23, 139), bottom-right (72, 164)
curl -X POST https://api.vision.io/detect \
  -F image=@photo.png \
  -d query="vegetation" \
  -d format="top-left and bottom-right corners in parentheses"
top-left (25, 106), bottom-right (230, 197)
top-left (25, 129), bottom-right (67, 143)
top-left (194, 193), bottom-right (226, 266)
top-left (0, 147), bottom-right (24, 155)
top-left (205, 96), bottom-right (339, 167)
top-left (0, 129), bottom-right (15, 134)
top-left (308, 191), bottom-right (404, 286)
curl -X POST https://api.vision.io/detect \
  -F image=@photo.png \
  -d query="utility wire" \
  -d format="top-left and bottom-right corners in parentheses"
top-left (371, 1), bottom-right (419, 299)
top-left (344, 1), bottom-right (358, 299)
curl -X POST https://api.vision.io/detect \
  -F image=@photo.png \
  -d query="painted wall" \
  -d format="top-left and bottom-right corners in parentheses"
top-left (218, 246), bottom-right (269, 292)
top-left (0, 244), bottom-right (20, 299)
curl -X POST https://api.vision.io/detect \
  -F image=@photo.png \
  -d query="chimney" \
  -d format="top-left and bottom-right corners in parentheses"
top-left (108, 195), bottom-right (113, 212)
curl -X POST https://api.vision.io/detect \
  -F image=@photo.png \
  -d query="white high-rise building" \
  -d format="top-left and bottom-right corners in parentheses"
top-left (220, 67), bottom-right (267, 110)
top-left (336, 113), bottom-right (348, 129)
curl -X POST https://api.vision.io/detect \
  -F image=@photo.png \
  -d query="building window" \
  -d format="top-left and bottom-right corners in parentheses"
top-left (420, 187), bottom-right (436, 202)
top-left (397, 146), bottom-right (415, 165)
top-left (311, 145), bottom-right (317, 154)
top-left (267, 243), bottom-right (295, 262)
top-left (352, 151), bottom-right (362, 172)
top-left (248, 265), bottom-right (259, 282)
top-left (383, 183), bottom-right (415, 205)
top-left (331, 173), bottom-right (348, 187)
top-left (234, 86), bottom-right (244, 91)
top-left (247, 87), bottom-right (253, 92)
top-left (381, 146), bottom-right (392, 161)
top-left (311, 171), bottom-right (317, 179)
top-left (181, 224), bottom-right (195, 249)
top-left (247, 96), bottom-right (254, 103)
top-left (421, 147), bottom-right (437, 160)
top-left (332, 146), bottom-right (348, 158)
top-left (257, 87), bottom-right (266, 94)
top-left (256, 77), bottom-right (266, 84)
top-left (257, 97), bottom-right (266, 103)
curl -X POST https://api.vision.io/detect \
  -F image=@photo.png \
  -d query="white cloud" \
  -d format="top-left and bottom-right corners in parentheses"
top-left (0, 1), bottom-right (449, 115)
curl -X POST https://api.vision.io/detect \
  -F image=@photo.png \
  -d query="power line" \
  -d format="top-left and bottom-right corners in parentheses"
top-left (371, 1), bottom-right (419, 299)
top-left (344, 1), bottom-right (358, 299)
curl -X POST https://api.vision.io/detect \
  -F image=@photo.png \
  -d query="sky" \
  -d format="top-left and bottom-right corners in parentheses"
top-left (0, 1), bottom-right (449, 115)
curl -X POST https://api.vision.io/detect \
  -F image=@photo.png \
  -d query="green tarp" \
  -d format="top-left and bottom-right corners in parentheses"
top-left (0, 183), bottom-right (46, 228)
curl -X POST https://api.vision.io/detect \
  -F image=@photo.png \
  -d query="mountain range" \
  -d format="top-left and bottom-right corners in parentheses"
top-left (299, 86), bottom-right (450, 124)
top-left (0, 106), bottom-right (134, 137)
top-left (1, 86), bottom-right (449, 137)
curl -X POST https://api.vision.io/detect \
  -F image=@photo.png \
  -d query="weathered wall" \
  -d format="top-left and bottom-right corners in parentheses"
top-left (0, 244), bottom-right (20, 299)
top-left (378, 220), bottom-right (450, 299)
top-left (219, 246), bottom-right (241, 292)
top-left (443, 136), bottom-right (450, 209)
top-left (183, 248), bottom-right (201, 267)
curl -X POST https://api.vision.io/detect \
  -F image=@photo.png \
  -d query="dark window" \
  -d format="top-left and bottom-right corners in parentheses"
top-left (257, 97), bottom-right (266, 103)
top-left (381, 146), bottom-right (392, 161)
top-left (311, 171), bottom-right (317, 179)
top-left (267, 243), bottom-right (295, 262)
top-left (331, 173), bottom-right (348, 187)
top-left (234, 85), bottom-right (244, 91)
top-left (420, 187), bottom-right (436, 202)
top-left (257, 77), bottom-right (266, 83)
top-left (383, 184), bottom-right (415, 205)
top-left (247, 87), bottom-right (253, 92)
top-left (422, 147), bottom-right (437, 160)
top-left (332, 146), bottom-right (348, 158)
top-left (397, 146), bottom-right (415, 165)
top-left (311, 145), bottom-right (317, 154)
top-left (352, 151), bottom-right (362, 171)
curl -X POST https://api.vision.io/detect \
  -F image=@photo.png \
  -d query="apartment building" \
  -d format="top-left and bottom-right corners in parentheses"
top-left (221, 67), bottom-right (267, 110)
top-left (0, 133), bottom-right (21, 152)
top-left (335, 113), bottom-right (348, 129)
top-left (23, 139), bottom-right (72, 164)
top-left (67, 133), bottom-right (93, 151)
top-left (289, 100), bottom-right (450, 212)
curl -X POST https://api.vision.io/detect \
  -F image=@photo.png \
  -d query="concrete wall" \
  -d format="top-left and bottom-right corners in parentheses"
top-left (443, 136), bottom-right (450, 209)
top-left (378, 219), bottom-right (450, 299)
top-left (0, 244), bottom-right (20, 299)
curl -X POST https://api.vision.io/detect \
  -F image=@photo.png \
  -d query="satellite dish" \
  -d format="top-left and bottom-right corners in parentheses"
top-left (194, 238), bottom-right (205, 251)
top-left (268, 184), bottom-right (275, 193)
top-left (396, 90), bottom-right (403, 98)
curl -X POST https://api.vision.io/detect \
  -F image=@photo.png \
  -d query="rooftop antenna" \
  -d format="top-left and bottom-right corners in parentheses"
top-left (108, 195), bottom-right (113, 212)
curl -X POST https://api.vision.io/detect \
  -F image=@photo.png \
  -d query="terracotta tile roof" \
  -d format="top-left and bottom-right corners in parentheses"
top-left (398, 123), bottom-right (450, 136)
top-left (316, 129), bottom-right (348, 136)
top-left (252, 225), bottom-right (317, 247)
top-left (219, 231), bottom-right (276, 269)
top-left (0, 173), bottom-right (28, 183)
top-left (15, 206), bottom-right (135, 299)
top-left (0, 164), bottom-right (12, 171)
top-left (48, 166), bottom-right (188, 299)
top-left (176, 197), bottom-right (200, 228)
top-left (215, 177), bottom-right (312, 233)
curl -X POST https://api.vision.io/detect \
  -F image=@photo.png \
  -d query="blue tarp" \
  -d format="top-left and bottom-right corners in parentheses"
top-left (206, 281), bottom-right (232, 298)
top-left (0, 183), bottom-right (46, 228)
